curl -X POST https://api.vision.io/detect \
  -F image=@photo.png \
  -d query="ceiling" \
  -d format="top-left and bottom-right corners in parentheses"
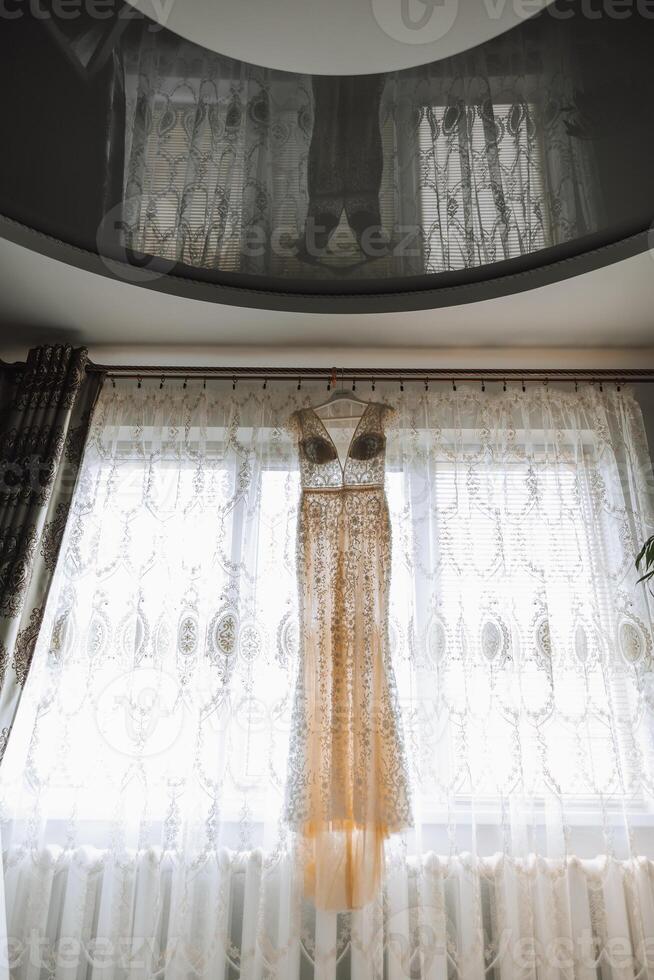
top-left (0, 236), bottom-right (653, 360)
top-left (124, 0), bottom-right (554, 76)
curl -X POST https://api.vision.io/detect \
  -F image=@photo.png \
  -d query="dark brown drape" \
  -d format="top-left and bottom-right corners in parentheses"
top-left (0, 345), bottom-right (103, 761)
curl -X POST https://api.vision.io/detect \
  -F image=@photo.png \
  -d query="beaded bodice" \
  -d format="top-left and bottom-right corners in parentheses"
top-left (291, 401), bottom-right (392, 489)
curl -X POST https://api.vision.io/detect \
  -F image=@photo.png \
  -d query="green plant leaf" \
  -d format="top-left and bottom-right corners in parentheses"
top-left (635, 534), bottom-right (654, 586)
top-left (636, 537), bottom-right (653, 567)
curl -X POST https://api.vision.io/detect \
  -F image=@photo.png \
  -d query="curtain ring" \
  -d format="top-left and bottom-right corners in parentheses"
top-left (297, 377), bottom-right (302, 391)
top-left (574, 379), bottom-right (578, 392)
top-left (111, 376), bottom-right (116, 389)
top-left (424, 378), bottom-right (429, 392)
top-left (352, 378), bottom-right (356, 392)
top-left (400, 379), bottom-right (404, 392)
top-left (503, 379), bottom-right (507, 392)
top-left (137, 376), bottom-right (142, 389)
top-left (481, 379), bottom-right (485, 393)
top-left (183, 377), bottom-right (187, 389)
top-left (160, 375), bottom-right (165, 390)
top-left (371, 377), bottom-right (376, 392)
top-left (522, 379), bottom-right (526, 393)
top-left (452, 379), bottom-right (457, 392)
top-left (263, 378), bottom-right (267, 390)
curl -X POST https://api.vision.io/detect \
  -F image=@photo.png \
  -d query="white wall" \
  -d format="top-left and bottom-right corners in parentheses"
top-left (4, 345), bottom-right (654, 371)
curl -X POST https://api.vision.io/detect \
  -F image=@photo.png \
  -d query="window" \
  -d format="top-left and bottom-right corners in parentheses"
top-left (7, 417), bottom-right (647, 851)
top-left (387, 459), bottom-right (643, 820)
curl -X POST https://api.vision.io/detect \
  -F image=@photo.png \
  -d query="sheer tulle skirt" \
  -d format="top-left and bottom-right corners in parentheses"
top-left (285, 486), bottom-right (411, 910)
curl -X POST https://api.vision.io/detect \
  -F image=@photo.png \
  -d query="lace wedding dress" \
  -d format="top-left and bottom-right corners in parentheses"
top-left (284, 401), bottom-right (412, 910)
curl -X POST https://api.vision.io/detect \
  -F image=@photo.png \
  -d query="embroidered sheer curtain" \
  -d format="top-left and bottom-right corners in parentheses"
top-left (2, 379), bottom-right (654, 978)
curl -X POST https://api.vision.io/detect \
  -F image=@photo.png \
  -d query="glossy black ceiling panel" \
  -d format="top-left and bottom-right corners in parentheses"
top-left (1, 1), bottom-right (653, 313)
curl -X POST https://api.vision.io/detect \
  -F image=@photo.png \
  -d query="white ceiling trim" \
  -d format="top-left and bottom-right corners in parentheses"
top-left (0, 236), bottom-right (653, 355)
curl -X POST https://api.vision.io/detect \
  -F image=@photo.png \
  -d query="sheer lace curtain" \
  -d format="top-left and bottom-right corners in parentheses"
top-left (2, 379), bottom-right (654, 979)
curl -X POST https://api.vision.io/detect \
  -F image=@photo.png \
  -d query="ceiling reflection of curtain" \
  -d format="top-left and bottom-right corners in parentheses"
top-left (120, 32), bottom-right (313, 277)
top-left (3, 380), bottom-right (654, 979)
top-left (118, 26), bottom-right (597, 280)
top-left (381, 55), bottom-right (596, 276)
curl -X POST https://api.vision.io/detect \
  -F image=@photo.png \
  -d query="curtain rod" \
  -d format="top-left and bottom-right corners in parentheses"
top-left (87, 364), bottom-right (654, 385)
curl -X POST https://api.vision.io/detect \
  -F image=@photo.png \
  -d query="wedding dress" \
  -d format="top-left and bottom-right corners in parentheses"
top-left (284, 400), bottom-right (412, 910)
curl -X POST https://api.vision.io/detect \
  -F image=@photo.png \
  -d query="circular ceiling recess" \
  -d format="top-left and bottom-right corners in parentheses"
top-left (3, 0), bottom-right (654, 315)
top-left (123, 0), bottom-right (555, 75)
